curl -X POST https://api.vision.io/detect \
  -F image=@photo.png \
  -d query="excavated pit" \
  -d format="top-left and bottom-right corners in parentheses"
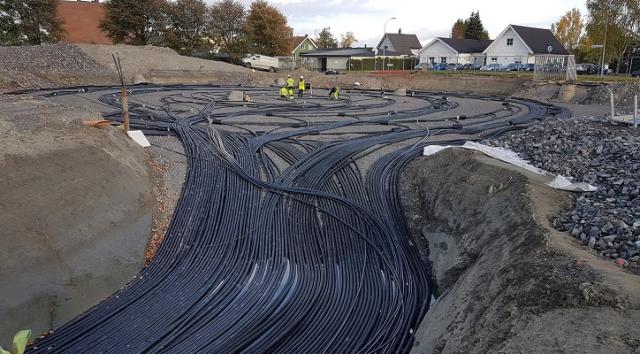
top-left (401, 148), bottom-right (640, 354)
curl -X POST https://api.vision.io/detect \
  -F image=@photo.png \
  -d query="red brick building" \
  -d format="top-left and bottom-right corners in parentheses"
top-left (57, 0), bottom-right (112, 44)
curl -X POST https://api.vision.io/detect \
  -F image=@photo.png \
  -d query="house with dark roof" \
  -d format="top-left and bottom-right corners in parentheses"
top-left (483, 25), bottom-right (569, 66)
top-left (418, 38), bottom-right (492, 67)
top-left (376, 30), bottom-right (422, 57)
top-left (290, 35), bottom-right (318, 60)
top-left (300, 47), bottom-right (375, 71)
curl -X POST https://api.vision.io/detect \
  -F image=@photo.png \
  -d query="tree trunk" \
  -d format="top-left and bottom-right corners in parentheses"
top-left (616, 45), bottom-right (628, 73)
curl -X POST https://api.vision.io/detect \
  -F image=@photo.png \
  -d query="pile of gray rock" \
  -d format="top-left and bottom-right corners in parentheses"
top-left (585, 82), bottom-right (640, 109)
top-left (488, 117), bottom-right (640, 263)
top-left (0, 44), bottom-right (110, 88)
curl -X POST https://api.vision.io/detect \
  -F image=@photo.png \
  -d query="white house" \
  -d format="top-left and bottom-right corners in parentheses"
top-left (418, 38), bottom-right (492, 66)
top-left (483, 25), bottom-right (569, 66)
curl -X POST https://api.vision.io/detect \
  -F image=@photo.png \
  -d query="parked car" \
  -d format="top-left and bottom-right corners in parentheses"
top-left (480, 63), bottom-right (503, 71)
top-left (463, 63), bottom-right (482, 70)
top-left (447, 63), bottom-right (464, 71)
top-left (431, 63), bottom-right (448, 71)
top-left (525, 64), bottom-right (535, 71)
top-left (632, 70), bottom-right (640, 78)
top-left (241, 54), bottom-right (279, 72)
top-left (325, 69), bottom-right (339, 75)
top-left (414, 63), bottom-right (430, 71)
top-left (576, 63), bottom-right (598, 75)
top-left (507, 63), bottom-right (527, 71)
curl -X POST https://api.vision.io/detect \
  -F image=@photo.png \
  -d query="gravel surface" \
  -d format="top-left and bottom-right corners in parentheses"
top-left (0, 44), bottom-right (111, 88)
top-left (487, 117), bottom-right (640, 264)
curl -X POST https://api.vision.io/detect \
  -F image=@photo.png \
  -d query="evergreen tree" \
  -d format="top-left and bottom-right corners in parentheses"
top-left (463, 11), bottom-right (489, 40)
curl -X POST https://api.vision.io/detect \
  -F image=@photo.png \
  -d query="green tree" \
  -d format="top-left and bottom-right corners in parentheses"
top-left (316, 27), bottom-right (337, 48)
top-left (165, 0), bottom-right (208, 55)
top-left (244, 0), bottom-right (292, 56)
top-left (208, 0), bottom-right (248, 60)
top-left (585, 0), bottom-right (638, 72)
top-left (451, 19), bottom-right (465, 39)
top-left (0, 0), bottom-right (64, 45)
top-left (340, 31), bottom-right (357, 48)
top-left (101, 0), bottom-right (168, 45)
top-left (551, 8), bottom-right (584, 54)
top-left (463, 11), bottom-right (489, 40)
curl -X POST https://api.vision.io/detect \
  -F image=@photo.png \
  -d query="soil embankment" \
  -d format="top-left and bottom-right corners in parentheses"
top-left (401, 149), bottom-right (640, 353)
top-left (0, 95), bottom-right (153, 342)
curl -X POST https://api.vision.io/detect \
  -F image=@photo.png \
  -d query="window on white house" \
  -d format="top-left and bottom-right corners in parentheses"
top-left (507, 38), bottom-right (514, 46)
top-left (429, 57), bottom-right (435, 63)
top-left (491, 57), bottom-right (497, 62)
top-left (440, 57), bottom-right (447, 63)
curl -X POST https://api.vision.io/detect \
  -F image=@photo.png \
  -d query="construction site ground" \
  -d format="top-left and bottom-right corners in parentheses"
top-left (1, 43), bottom-right (639, 353)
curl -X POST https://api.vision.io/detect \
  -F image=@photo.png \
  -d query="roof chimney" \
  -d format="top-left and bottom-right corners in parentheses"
top-left (398, 28), bottom-right (402, 34)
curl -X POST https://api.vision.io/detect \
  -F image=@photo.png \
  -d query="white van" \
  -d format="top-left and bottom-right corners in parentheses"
top-left (242, 55), bottom-right (279, 72)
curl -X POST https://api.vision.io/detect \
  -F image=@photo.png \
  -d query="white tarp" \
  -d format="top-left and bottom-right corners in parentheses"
top-left (423, 142), bottom-right (597, 192)
top-left (127, 130), bottom-right (151, 147)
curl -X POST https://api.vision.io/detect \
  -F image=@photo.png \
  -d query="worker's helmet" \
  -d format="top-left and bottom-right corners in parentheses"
top-left (300, 76), bottom-right (304, 79)
top-left (287, 74), bottom-right (291, 77)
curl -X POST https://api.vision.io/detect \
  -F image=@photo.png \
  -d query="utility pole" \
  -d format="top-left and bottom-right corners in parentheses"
top-left (600, 3), bottom-right (610, 76)
top-left (383, 17), bottom-right (396, 71)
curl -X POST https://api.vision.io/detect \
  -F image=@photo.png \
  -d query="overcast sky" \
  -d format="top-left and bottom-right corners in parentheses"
top-left (215, 0), bottom-right (587, 46)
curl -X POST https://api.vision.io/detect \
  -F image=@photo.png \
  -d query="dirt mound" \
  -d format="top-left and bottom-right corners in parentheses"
top-left (0, 95), bottom-right (152, 343)
top-left (0, 44), bottom-right (113, 89)
top-left (77, 44), bottom-right (248, 83)
top-left (401, 149), bottom-right (640, 353)
top-left (0, 43), bottom-right (253, 90)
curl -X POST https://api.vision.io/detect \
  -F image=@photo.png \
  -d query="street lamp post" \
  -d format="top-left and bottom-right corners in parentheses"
top-left (382, 17), bottom-right (396, 71)
top-left (592, 44), bottom-right (605, 75)
top-left (600, 4), bottom-right (610, 76)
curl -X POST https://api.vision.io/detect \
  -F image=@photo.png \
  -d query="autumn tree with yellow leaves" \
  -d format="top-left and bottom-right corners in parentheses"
top-left (551, 8), bottom-right (584, 54)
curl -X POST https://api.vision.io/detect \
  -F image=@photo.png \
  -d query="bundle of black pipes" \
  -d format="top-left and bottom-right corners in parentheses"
top-left (23, 85), bottom-right (569, 353)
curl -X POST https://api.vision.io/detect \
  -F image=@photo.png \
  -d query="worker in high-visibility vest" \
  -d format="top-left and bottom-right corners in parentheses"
top-left (279, 85), bottom-right (289, 100)
top-left (286, 75), bottom-right (295, 98)
top-left (328, 86), bottom-right (340, 100)
top-left (297, 76), bottom-right (305, 98)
